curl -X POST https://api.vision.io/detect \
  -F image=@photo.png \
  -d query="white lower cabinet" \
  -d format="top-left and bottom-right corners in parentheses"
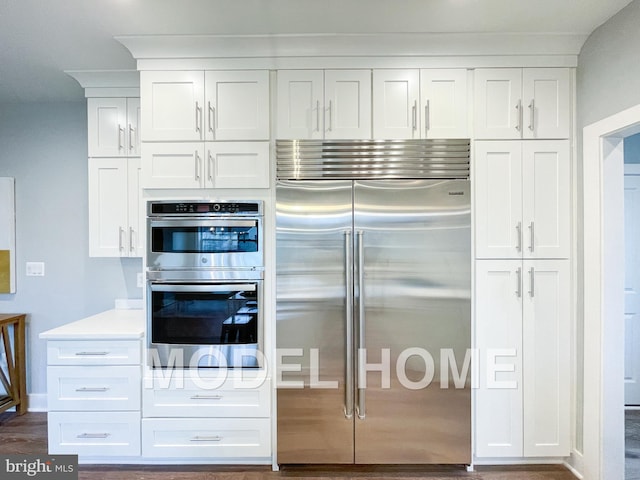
top-left (141, 373), bottom-right (271, 461)
top-left (475, 259), bottom-right (570, 458)
top-left (45, 339), bottom-right (142, 457)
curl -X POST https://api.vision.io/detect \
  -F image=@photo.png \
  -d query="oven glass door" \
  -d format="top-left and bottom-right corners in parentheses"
top-left (150, 220), bottom-right (259, 254)
top-left (150, 282), bottom-right (258, 346)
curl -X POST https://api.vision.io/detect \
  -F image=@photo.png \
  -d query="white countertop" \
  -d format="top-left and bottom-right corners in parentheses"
top-left (39, 308), bottom-right (144, 340)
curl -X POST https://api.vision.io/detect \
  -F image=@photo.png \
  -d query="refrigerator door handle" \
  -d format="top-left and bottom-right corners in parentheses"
top-left (356, 229), bottom-right (366, 420)
top-left (344, 230), bottom-right (354, 419)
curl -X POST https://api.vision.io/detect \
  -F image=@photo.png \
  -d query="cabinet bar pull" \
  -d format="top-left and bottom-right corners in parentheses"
top-left (190, 435), bottom-right (222, 442)
top-left (128, 123), bottom-right (134, 151)
top-left (75, 351), bottom-right (109, 356)
top-left (208, 101), bottom-right (215, 135)
top-left (516, 222), bottom-right (522, 252)
top-left (195, 102), bottom-right (201, 133)
top-left (516, 267), bottom-right (522, 298)
top-left (327, 100), bottom-right (332, 132)
top-left (190, 394), bottom-right (223, 400)
top-left (529, 267), bottom-right (535, 297)
top-left (528, 99), bottom-right (535, 132)
top-left (129, 227), bottom-right (135, 253)
top-left (207, 151), bottom-right (213, 181)
top-left (77, 433), bottom-right (110, 439)
top-left (118, 125), bottom-right (124, 151)
top-left (195, 151), bottom-right (200, 181)
top-left (75, 387), bottom-right (109, 392)
top-left (425, 101), bottom-right (430, 135)
top-left (315, 100), bottom-right (320, 132)
top-left (528, 221), bottom-right (535, 252)
top-left (515, 100), bottom-right (522, 132)
top-left (118, 227), bottom-right (124, 251)
top-left (411, 101), bottom-right (417, 131)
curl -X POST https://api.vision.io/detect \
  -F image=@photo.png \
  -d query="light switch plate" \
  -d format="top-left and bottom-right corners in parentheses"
top-left (26, 261), bottom-right (45, 276)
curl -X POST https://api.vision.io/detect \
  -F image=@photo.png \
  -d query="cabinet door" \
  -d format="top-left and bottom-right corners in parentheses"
top-left (474, 69), bottom-right (522, 140)
top-left (474, 142), bottom-right (523, 259)
top-left (420, 69), bottom-right (468, 139)
top-left (140, 71), bottom-right (205, 141)
top-left (522, 259), bottom-right (570, 457)
top-left (475, 260), bottom-right (523, 458)
top-left (208, 142), bottom-right (270, 189)
top-left (142, 143), bottom-right (205, 189)
top-left (521, 141), bottom-right (570, 259)
top-left (372, 69), bottom-right (420, 139)
top-left (87, 98), bottom-right (127, 157)
top-left (522, 69), bottom-right (570, 140)
top-left (277, 70), bottom-right (323, 139)
top-left (324, 70), bottom-right (371, 139)
top-left (205, 70), bottom-right (269, 141)
top-left (88, 158), bottom-right (129, 257)
top-left (126, 98), bottom-right (141, 156)
top-left (127, 158), bottom-right (143, 257)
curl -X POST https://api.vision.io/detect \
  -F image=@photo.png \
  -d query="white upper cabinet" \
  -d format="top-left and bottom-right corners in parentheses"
top-left (88, 157), bottom-right (142, 257)
top-left (204, 70), bottom-right (269, 141)
top-left (88, 98), bottom-right (141, 157)
top-left (373, 69), bottom-right (420, 139)
top-left (474, 68), bottom-right (570, 140)
top-left (419, 69), bottom-right (468, 139)
top-left (141, 71), bottom-right (205, 142)
top-left (373, 69), bottom-right (468, 139)
top-left (277, 70), bottom-right (371, 139)
top-left (474, 140), bottom-right (570, 259)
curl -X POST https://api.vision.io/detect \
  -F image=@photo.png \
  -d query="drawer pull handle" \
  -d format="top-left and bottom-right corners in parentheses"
top-left (77, 433), bottom-right (110, 439)
top-left (190, 435), bottom-right (222, 442)
top-left (190, 394), bottom-right (223, 400)
top-left (75, 351), bottom-right (109, 356)
top-left (75, 387), bottom-right (109, 392)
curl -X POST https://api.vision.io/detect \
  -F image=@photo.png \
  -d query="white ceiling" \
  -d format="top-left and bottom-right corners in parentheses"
top-left (0, 0), bottom-right (633, 103)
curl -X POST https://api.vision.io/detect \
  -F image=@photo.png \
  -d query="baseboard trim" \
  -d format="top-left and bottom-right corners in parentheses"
top-left (27, 393), bottom-right (47, 412)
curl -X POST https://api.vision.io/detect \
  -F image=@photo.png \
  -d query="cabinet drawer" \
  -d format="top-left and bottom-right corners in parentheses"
top-left (48, 366), bottom-right (141, 411)
top-left (48, 411), bottom-right (140, 457)
top-left (143, 375), bottom-right (270, 418)
top-left (142, 418), bottom-right (270, 459)
top-left (47, 340), bottom-right (141, 365)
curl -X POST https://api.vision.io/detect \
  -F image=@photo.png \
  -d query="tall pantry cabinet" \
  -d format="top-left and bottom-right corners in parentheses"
top-left (473, 68), bottom-right (572, 459)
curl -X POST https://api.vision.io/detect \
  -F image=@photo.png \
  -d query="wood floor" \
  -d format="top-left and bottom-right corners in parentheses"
top-left (0, 412), bottom-right (577, 480)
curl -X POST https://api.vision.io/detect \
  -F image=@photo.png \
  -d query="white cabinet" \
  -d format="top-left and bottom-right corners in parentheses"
top-left (474, 140), bottom-right (570, 259)
top-left (475, 259), bottom-right (570, 458)
top-left (88, 157), bottom-right (143, 257)
top-left (141, 70), bottom-right (269, 141)
top-left (373, 69), bottom-right (468, 139)
top-left (45, 338), bottom-right (142, 457)
top-left (277, 69), bottom-right (371, 139)
top-left (474, 68), bottom-right (570, 139)
top-left (88, 98), bottom-right (141, 157)
top-left (142, 142), bottom-right (269, 189)
top-left (141, 372), bottom-right (271, 460)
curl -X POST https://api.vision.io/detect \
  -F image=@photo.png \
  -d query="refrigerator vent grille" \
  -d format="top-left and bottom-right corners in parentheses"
top-left (276, 139), bottom-right (470, 180)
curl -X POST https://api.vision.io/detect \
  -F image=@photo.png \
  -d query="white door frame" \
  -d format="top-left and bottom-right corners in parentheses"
top-left (582, 103), bottom-right (640, 479)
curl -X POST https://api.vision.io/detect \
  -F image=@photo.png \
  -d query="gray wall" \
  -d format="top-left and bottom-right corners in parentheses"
top-left (0, 101), bottom-right (142, 401)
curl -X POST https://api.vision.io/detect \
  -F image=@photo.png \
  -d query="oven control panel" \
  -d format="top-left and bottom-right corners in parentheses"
top-left (148, 201), bottom-right (263, 216)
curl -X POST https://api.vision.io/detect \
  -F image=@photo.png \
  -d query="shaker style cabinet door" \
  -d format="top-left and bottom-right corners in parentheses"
top-left (420, 69), bottom-right (468, 139)
top-left (277, 70), bottom-right (324, 139)
top-left (208, 142), bottom-right (270, 189)
top-left (204, 70), bottom-right (269, 141)
top-left (324, 70), bottom-right (371, 139)
top-left (126, 98), bottom-right (141, 156)
top-left (372, 69), bottom-right (420, 139)
top-left (87, 98), bottom-right (127, 157)
top-left (474, 141), bottom-right (523, 259)
top-left (142, 143), bottom-right (207, 189)
top-left (522, 69), bottom-right (570, 140)
top-left (475, 260), bottom-right (524, 458)
top-left (474, 69), bottom-right (523, 140)
top-left (141, 71), bottom-right (205, 141)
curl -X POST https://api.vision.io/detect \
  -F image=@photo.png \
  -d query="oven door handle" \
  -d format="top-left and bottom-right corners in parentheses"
top-left (149, 283), bottom-right (257, 293)
top-left (149, 220), bottom-right (258, 228)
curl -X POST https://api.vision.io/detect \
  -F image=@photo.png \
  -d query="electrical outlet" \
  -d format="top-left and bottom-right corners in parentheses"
top-left (26, 262), bottom-right (45, 276)
top-left (137, 272), bottom-right (143, 288)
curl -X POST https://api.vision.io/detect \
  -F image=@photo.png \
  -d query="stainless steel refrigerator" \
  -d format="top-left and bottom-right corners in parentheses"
top-left (275, 139), bottom-right (471, 465)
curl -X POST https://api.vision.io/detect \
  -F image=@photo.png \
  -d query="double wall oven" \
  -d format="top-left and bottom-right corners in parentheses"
top-left (146, 200), bottom-right (264, 368)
